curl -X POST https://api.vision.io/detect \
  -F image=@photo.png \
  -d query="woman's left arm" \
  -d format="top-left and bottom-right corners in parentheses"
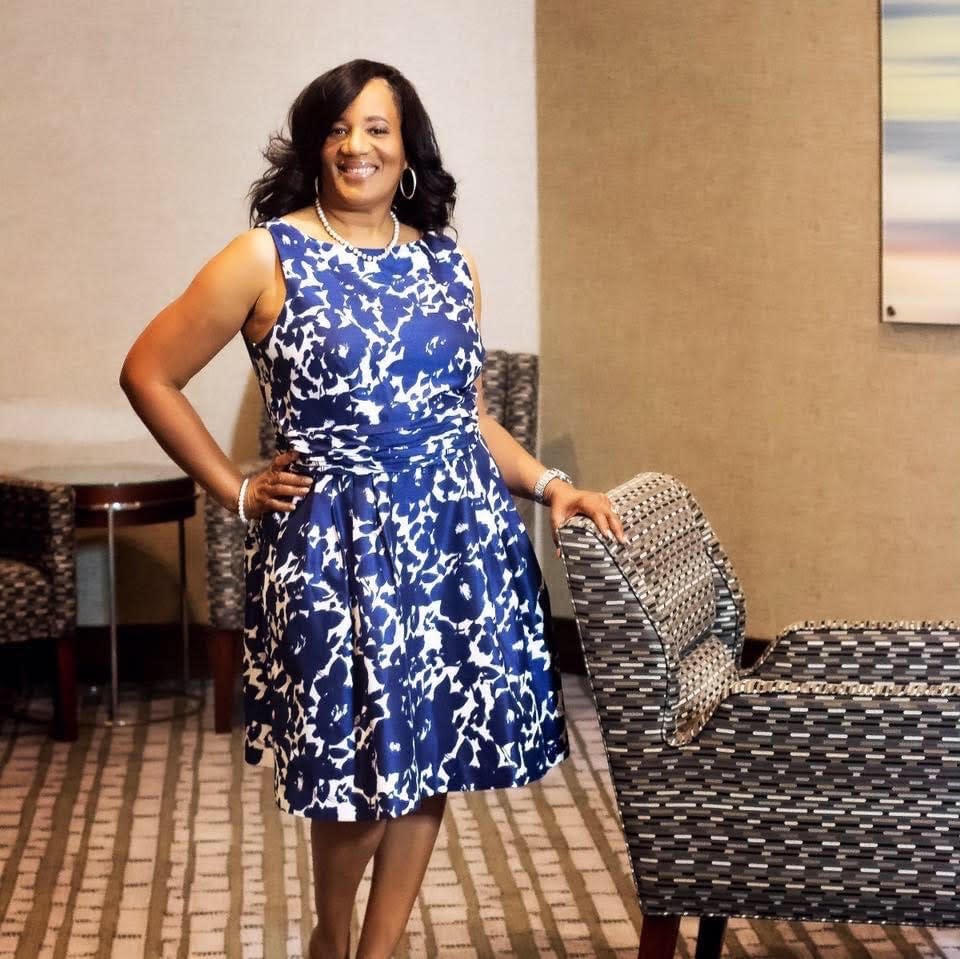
top-left (462, 251), bottom-right (626, 557)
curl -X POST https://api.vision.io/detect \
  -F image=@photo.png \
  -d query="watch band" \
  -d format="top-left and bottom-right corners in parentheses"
top-left (533, 468), bottom-right (572, 505)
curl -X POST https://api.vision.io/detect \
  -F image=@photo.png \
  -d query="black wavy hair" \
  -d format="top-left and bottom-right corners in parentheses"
top-left (247, 59), bottom-right (457, 234)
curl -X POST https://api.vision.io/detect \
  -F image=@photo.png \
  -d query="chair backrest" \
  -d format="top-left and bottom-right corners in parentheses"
top-left (559, 471), bottom-right (746, 746)
top-left (486, 350), bottom-right (538, 455)
top-left (0, 477), bottom-right (76, 639)
top-left (256, 349), bottom-right (539, 458)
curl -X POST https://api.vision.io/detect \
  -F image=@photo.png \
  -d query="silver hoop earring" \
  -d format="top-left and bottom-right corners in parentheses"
top-left (399, 166), bottom-right (417, 200)
top-left (314, 174), bottom-right (321, 199)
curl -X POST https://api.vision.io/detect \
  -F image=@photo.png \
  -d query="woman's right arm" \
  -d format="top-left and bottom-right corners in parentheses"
top-left (119, 228), bottom-right (310, 517)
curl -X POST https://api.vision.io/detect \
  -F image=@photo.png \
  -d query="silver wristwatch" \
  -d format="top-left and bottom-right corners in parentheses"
top-left (533, 468), bottom-right (572, 505)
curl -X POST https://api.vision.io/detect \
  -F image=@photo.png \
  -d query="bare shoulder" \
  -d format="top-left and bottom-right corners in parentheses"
top-left (119, 223), bottom-right (283, 392)
top-left (230, 225), bottom-right (285, 339)
top-left (169, 223), bottom-right (282, 343)
top-left (183, 224), bottom-right (276, 294)
top-left (197, 225), bottom-right (279, 312)
top-left (230, 223), bottom-right (278, 276)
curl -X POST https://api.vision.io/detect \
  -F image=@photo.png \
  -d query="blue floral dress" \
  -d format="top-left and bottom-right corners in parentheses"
top-left (241, 218), bottom-right (569, 820)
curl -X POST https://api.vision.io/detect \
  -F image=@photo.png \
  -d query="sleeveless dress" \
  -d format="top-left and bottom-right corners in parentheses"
top-left (241, 218), bottom-right (570, 821)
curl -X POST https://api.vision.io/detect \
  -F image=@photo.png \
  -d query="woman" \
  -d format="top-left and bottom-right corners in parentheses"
top-left (120, 59), bottom-right (625, 959)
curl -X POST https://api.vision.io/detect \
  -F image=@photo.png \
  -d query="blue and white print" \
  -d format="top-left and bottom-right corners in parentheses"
top-left (241, 218), bottom-right (569, 821)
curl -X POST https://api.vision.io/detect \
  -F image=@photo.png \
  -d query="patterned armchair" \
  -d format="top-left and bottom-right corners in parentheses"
top-left (557, 471), bottom-right (960, 959)
top-left (205, 349), bottom-right (540, 732)
top-left (0, 476), bottom-right (78, 740)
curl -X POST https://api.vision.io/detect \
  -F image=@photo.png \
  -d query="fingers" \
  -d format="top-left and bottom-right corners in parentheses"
top-left (593, 509), bottom-right (627, 546)
top-left (245, 455), bottom-right (314, 518)
top-left (261, 472), bottom-right (312, 499)
top-left (589, 492), bottom-right (626, 546)
top-left (263, 496), bottom-right (301, 514)
top-left (550, 491), bottom-right (627, 551)
top-left (266, 483), bottom-right (310, 499)
top-left (606, 511), bottom-right (627, 544)
top-left (247, 493), bottom-right (302, 517)
top-left (594, 493), bottom-right (626, 543)
top-left (272, 472), bottom-right (314, 497)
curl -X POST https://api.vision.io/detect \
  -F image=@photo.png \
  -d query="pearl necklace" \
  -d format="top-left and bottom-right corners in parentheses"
top-left (314, 199), bottom-right (400, 262)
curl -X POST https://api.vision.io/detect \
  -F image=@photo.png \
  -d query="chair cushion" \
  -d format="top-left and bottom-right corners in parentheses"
top-left (674, 632), bottom-right (738, 745)
top-left (0, 558), bottom-right (52, 643)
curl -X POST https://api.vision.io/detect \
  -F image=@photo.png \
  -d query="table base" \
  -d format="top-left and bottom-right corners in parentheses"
top-left (104, 512), bottom-right (193, 723)
top-left (85, 679), bottom-right (205, 727)
top-left (4, 681), bottom-right (207, 733)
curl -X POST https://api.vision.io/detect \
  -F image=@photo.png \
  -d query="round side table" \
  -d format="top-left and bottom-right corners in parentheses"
top-left (18, 463), bottom-right (200, 726)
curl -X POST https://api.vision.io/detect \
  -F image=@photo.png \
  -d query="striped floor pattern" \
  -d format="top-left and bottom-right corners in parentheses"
top-left (0, 673), bottom-right (958, 958)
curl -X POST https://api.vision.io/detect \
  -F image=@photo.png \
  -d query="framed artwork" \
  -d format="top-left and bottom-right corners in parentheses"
top-left (881, 0), bottom-right (960, 324)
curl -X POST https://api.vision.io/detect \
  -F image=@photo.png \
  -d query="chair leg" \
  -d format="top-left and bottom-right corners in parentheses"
top-left (208, 628), bottom-right (238, 734)
top-left (52, 630), bottom-right (78, 742)
top-left (638, 915), bottom-right (681, 959)
top-left (694, 916), bottom-right (727, 959)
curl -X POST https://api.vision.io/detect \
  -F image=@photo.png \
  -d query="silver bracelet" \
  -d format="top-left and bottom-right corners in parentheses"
top-left (533, 467), bottom-right (572, 505)
top-left (237, 476), bottom-right (251, 522)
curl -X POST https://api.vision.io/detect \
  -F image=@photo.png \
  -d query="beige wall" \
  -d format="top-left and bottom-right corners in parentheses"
top-left (1, 1), bottom-right (540, 624)
top-left (537, 0), bottom-right (960, 637)
top-left (9, 0), bottom-right (956, 640)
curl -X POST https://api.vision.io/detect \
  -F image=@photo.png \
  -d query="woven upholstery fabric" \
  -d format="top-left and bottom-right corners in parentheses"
top-left (558, 470), bottom-right (960, 926)
top-left (204, 453), bottom-right (271, 630)
top-left (496, 350), bottom-right (538, 534)
top-left (604, 473), bottom-right (716, 656)
top-left (481, 350), bottom-right (508, 427)
top-left (0, 559), bottom-right (51, 644)
top-left (762, 621), bottom-right (960, 684)
top-left (675, 633), bottom-right (737, 743)
top-left (205, 350), bottom-right (540, 630)
top-left (628, 689), bottom-right (960, 924)
top-left (0, 476), bottom-right (75, 644)
top-left (682, 482), bottom-right (748, 665)
top-left (597, 473), bottom-right (727, 745)
top-left (504, 351), bottom-right (538, 455)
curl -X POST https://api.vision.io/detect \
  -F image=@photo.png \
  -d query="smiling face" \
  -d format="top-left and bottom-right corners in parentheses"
top-left (318, 77), bottom-right (407, 212)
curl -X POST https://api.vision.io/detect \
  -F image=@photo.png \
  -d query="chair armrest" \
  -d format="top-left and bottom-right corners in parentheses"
top-left (203, 456), bottom-right (269, 630)
top-left (0, 475), bottom-right (76, 636)
top-left (758, 621), bottom-right (960, 685)
top-left (559, 515), bottom-right (672, 741)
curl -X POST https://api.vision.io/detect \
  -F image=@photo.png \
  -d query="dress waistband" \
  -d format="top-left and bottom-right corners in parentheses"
top-left (282, 397), bottom-right (481, 476)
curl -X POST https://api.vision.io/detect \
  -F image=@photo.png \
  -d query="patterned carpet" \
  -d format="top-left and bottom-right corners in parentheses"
top-left (0, 673), bottom-right (958, 959)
